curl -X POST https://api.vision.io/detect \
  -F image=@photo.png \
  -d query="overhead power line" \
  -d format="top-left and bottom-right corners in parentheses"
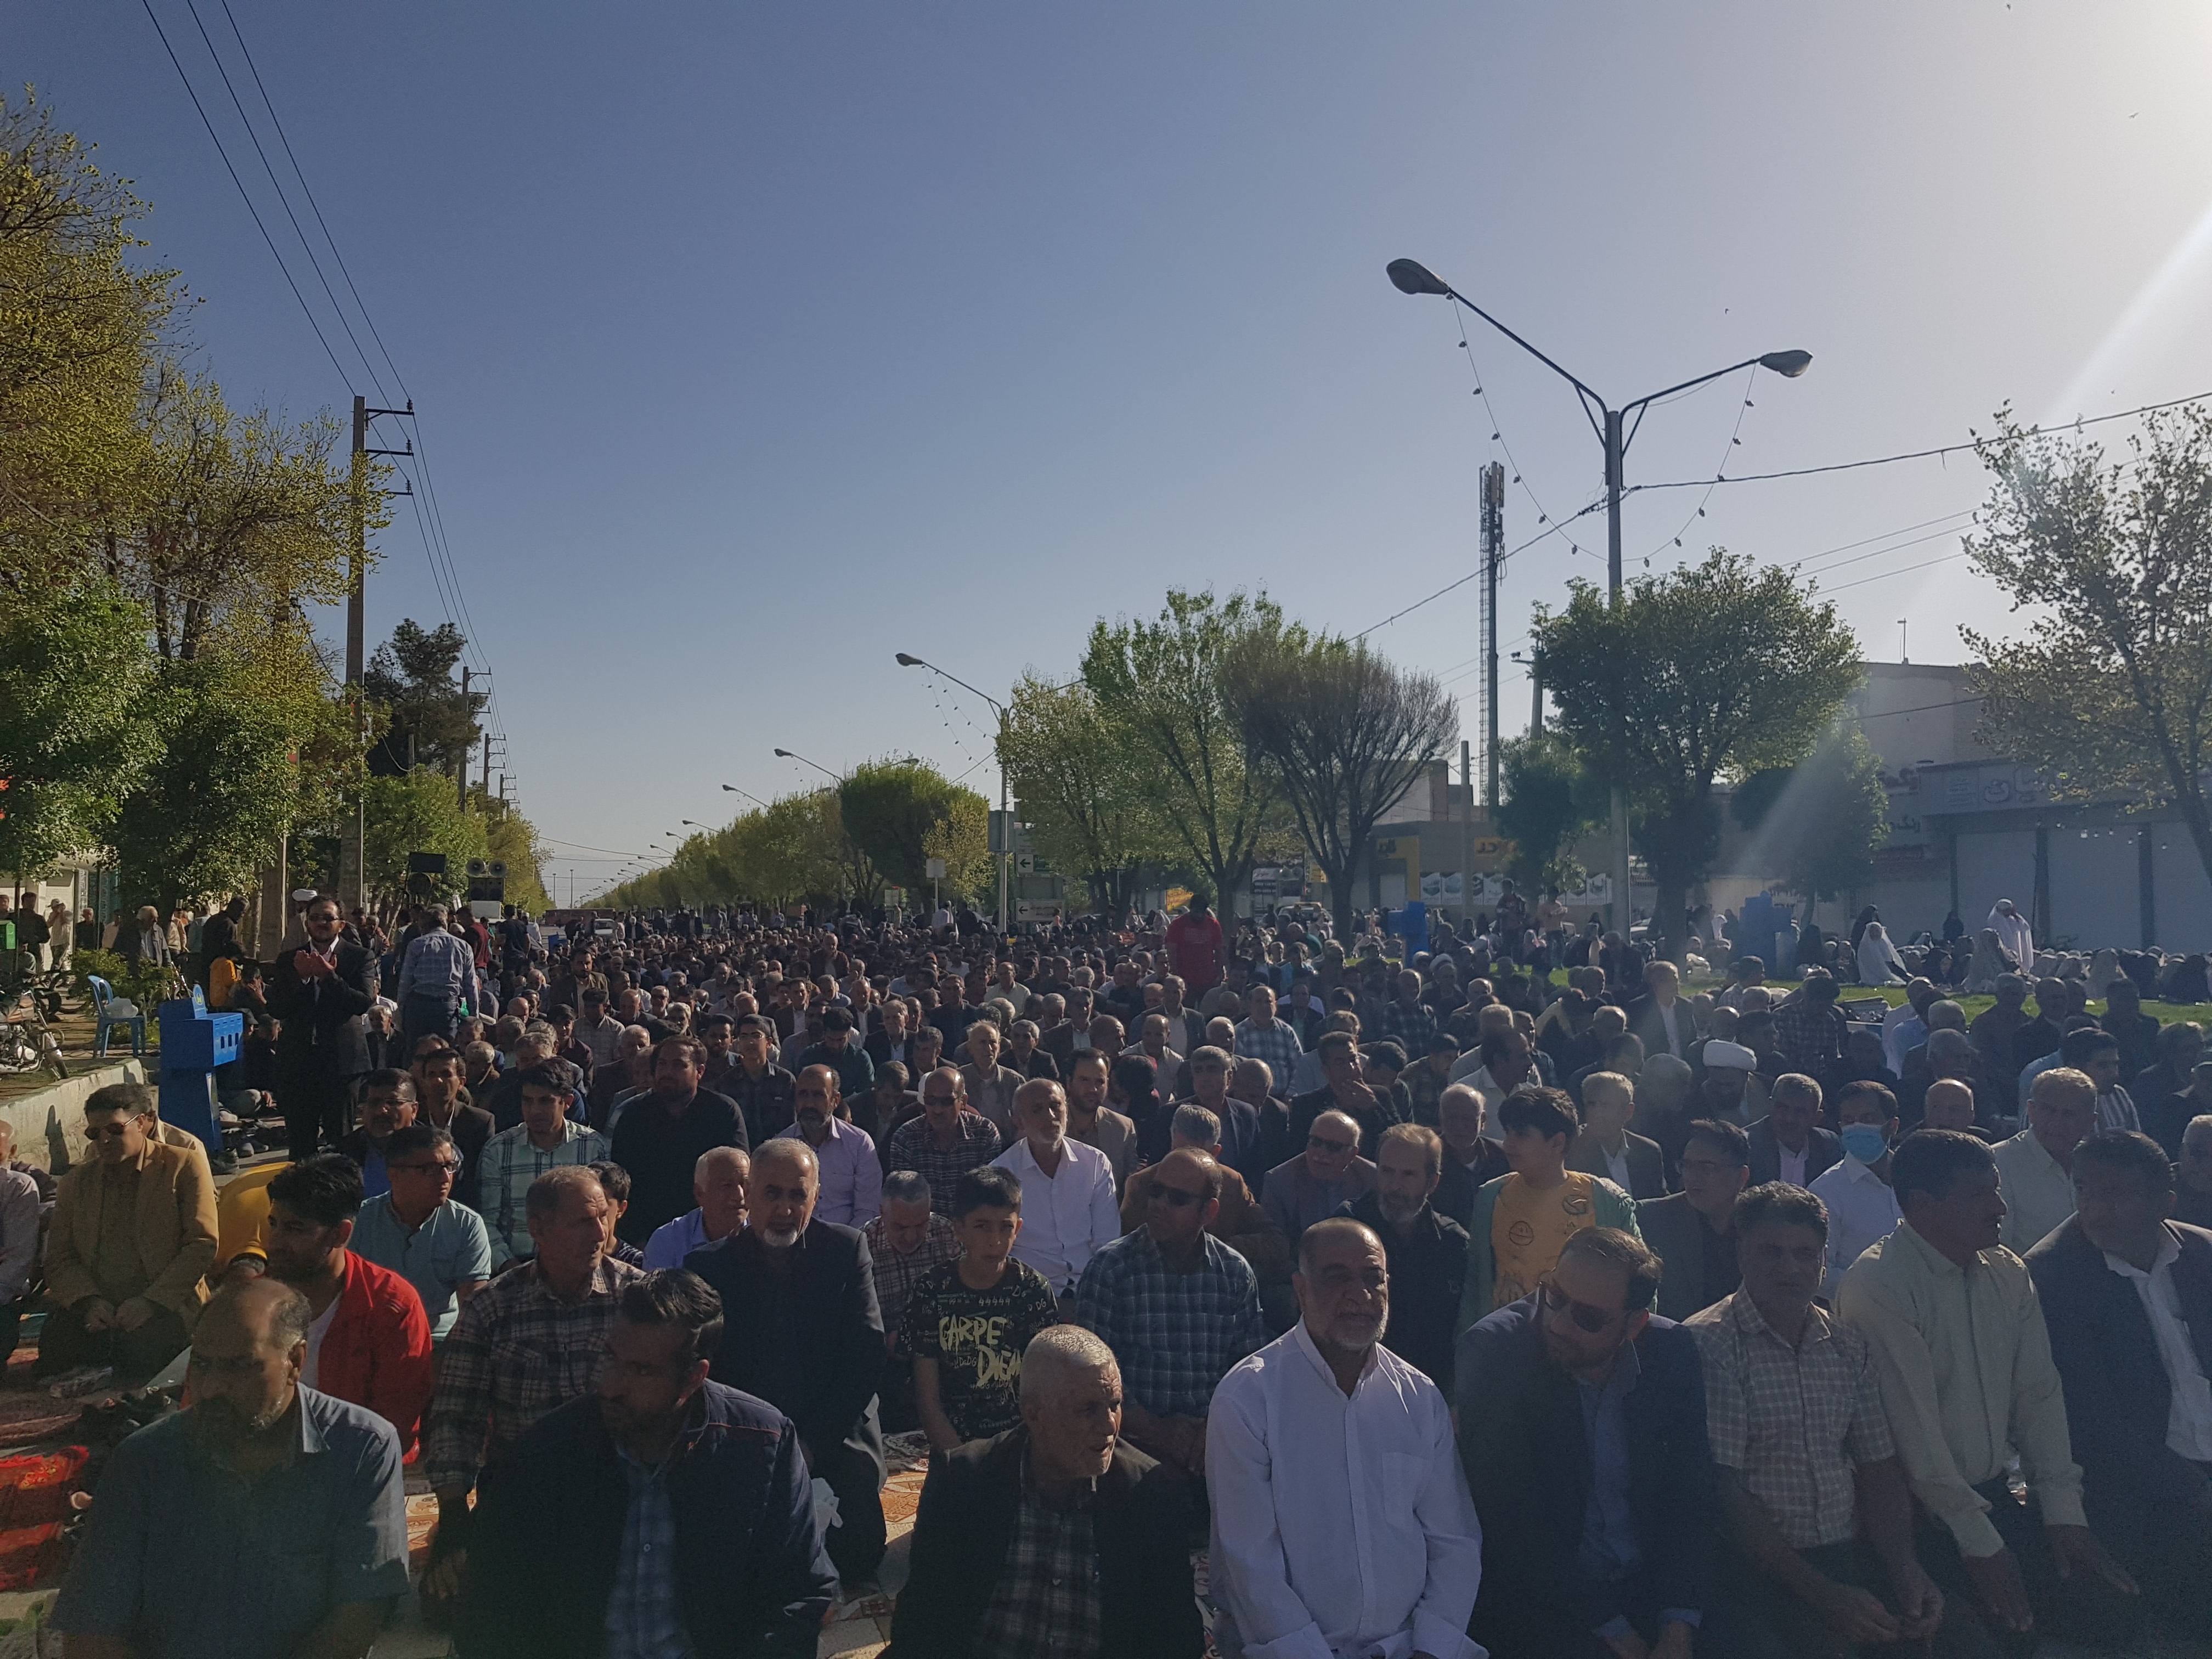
top-left (138, 0), bottom-right (353, 388)
top-left (1634, 388), bottom-right (2212, 493)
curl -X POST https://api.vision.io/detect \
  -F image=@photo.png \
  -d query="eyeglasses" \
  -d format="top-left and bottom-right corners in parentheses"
top-left (85, 1122), bottom-right (136, 1141)
top-left (391, 1160), bottom-right (461, 1177)
top-left (1540, 1279), bottom-right (1618, 1335)
top-left (1307, 1135), bottom-right (1355, 1155)
top-left (923, 1092), bottom-right (958, 1106)
top-left (1146, 1182), bottom-right (1203, 1207)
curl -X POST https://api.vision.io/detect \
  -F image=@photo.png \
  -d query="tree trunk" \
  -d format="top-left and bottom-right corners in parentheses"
top-left (1654, 877), bottom-right (1689, 967)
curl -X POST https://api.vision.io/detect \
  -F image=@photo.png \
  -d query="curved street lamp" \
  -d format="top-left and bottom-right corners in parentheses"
top-left (895, 652), bottom-right (1013, 932)
top-left (772, 748), bottom-right (841, 784)
top-left (1387, 256), bottom-right (1812, 935)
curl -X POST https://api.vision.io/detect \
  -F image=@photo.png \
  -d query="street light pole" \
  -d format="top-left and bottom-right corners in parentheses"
top-left (1386, 257), bottom-right (1810, 943)
top-left (896, 653), bottom-right (1011, 935)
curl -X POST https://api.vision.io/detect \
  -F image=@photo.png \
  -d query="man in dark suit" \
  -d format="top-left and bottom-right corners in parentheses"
top-left (1747, 1073), bottom-right (1843, 1188)
top-left (890, 1325), bottom-right (1203, 1657)
top-left (265, 894), bottom-right (377, 1160)
top-left (1639, 1119), bottom-right (1752, 1322)
top-left (1624, 960), bottom-right (1694, 1063)
top-left (686, 1138), bottom-right (887, 1584)
top-left (2027, 1130), bottom-right (2212, 1640)
top-left (1568, 1070), bottom-right (1667, 1200)
top-left (1456, 1226), bottom-right (1717, 1657)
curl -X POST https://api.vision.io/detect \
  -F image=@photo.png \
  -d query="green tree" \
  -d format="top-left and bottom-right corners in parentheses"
top-left (837, 759), bottom-right (984, 898)
top-left (119, 367), bottom-right (370, 662)
top-left (1532, 549), bottom-right (1861, 960)
top-left (361, 769), bottom-right (489, 907)
top-left (481, 798), bottom-right (552, 916)
top-left (1494, 729), bottom-right (1605, 893)
top-left (998, 675), bottom-right (1166, 916)
top-left (1222, 636), bottom-right (1457, 941)
top-left (365, 619), bottom-right (486, 776)
top-left (1081, 590), bottom-right (1300, 908)
top-left (0, 577), bottom-right (157, 878)
top-left (1734, 721), bottom-right (1890, 906)
top-left (110, 653), bottom-right (335, 910)
top-left (1963, 403), bottom-right (2212, 891)
top-left (0, 91), bottom-right (174, 583)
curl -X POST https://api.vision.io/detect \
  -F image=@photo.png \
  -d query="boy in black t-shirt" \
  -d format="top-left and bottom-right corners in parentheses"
top-left (903, 1164), bottom-right (1061, 1452)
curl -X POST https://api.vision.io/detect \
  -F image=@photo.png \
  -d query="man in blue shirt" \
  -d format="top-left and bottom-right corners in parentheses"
top-left (53, 1276), bottom-right (410, 1658)
top-left (397, 904), bottom-right (477, 1048)
top-left (349, 1123), bottom-right (493, 1341)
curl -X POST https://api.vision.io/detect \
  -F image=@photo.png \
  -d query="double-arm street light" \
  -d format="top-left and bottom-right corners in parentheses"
top-left (895, 652), bottom-right (1012, 933)
top-left (1386, 257), bottom-right (1812, 936)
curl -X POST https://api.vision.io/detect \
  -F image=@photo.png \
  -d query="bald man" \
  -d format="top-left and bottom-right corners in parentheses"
top-left (642, 1146), bottom-right (750, 1269)
top-left (685, 1138), bottom-right (889, 1582)
top-left (54, 1277), bottom-right (409, 1658)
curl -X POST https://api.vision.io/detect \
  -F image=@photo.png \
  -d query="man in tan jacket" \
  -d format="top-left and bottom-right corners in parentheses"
top-left (38, 1084), bottom-right (218, 1379)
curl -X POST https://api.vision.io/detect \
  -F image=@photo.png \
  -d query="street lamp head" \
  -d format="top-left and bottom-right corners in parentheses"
top-left (1387, 258), bottom-right (1452, 298)
top-left (774, 748), bottom-right (795, 759)
top-left (1758, 349), bottom-right (1813, 379)
top-left (894, 653), bottom-right (924, 668)
top-left (722, 784), bottom-right (737, 791)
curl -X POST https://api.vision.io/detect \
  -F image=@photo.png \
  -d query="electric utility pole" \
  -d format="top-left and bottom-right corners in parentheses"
top-left (345, 394), bottom-right (411, 913)
top-left (1481, 461), bottom-right (1504, 809)
top-left (457, 667), bottom-right (472, 811)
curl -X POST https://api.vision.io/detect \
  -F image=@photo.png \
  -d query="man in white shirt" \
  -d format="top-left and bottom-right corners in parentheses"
top-left (989, 1079), bottom-right (1119, 1299)
top-left (1811, 1080), bottom-right (1905, 1296)
top-left (1207, 1216), bottom-right (1483, 1659)
top-left (1994, 1068), bottom-right (2097, 1254)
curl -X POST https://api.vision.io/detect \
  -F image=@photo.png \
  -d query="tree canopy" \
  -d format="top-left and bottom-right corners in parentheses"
top-left (1223, 635), bottom-right (1457, 940)
top-left (1533, 548), bottom-right (1861, 958)
top-left (1081, 590), bottom-right (1299, 907)
top-left (1965, 403), bottom-right (2212, 891)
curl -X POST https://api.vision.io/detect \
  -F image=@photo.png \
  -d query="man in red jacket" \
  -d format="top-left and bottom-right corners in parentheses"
top-left (261, 1154), bottom-right (435, 1459)
top-left (1166, 893), bottom-right (1224, 994)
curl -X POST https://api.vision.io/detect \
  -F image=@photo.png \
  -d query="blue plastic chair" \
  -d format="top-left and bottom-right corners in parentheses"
top-left (87, 975), bottom-right (146, 1057)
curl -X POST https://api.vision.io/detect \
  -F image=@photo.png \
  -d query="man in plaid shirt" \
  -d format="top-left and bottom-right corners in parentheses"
top-left (1686, 1182), bottom-right (1942, 1651)
top-left (476, 1064), bottom-right (611, 1265)
top-left (1376, 969), bottom-right (1437, 1056)
top-left (1074, 1147), bottom-right (1265, 1477)
top-left (1774, 971), bottom-right (1849, 1083)
top-left (886, 1068), bottom-right (1002, 1215)
top-left (421, 1165), bottom-right (641, 1614)
top-left (1233, 985), bottom-right (1305, 1101)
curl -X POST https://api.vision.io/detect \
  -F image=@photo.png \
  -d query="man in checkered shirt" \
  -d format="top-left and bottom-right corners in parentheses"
top-left (1686, 1182), bottom-right (1943, 1652)
top-left (1073, 1147), bottom-right (1265, 1479)
top-left (1233, 984), bottom-right (1305, 1101)
top-left (1376, 968), bottom-right (1438, 1056)
top-left (421, 1166), bottom-right (642, 1615)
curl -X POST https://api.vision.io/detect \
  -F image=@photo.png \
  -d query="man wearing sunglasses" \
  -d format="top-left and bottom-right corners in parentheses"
top-left (1259, 1109), bottom-right (1377, 1259)
top-left (349, 1124), bottom-right (493, 1344)
top-left (1457, 1227), bottom-right (1717, 1659)
top-left (38, 1084), bottom-right (218, 1381)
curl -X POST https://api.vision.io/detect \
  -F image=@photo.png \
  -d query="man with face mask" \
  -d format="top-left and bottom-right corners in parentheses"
top-left (456, 1270), bottom-right (838, 1658)
top-left (1810, 1081), bottom-right (1905, 1298)
top-left (52, 1278), bottom-right (410, 1659)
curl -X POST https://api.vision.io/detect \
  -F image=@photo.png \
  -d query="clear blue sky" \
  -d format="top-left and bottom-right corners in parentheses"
top-left (20, 2), bottom-right (2212, 901)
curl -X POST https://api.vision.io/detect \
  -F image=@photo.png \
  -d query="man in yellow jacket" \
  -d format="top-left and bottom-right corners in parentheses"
top-left (38, 1084), bottom-right (218, 1380)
